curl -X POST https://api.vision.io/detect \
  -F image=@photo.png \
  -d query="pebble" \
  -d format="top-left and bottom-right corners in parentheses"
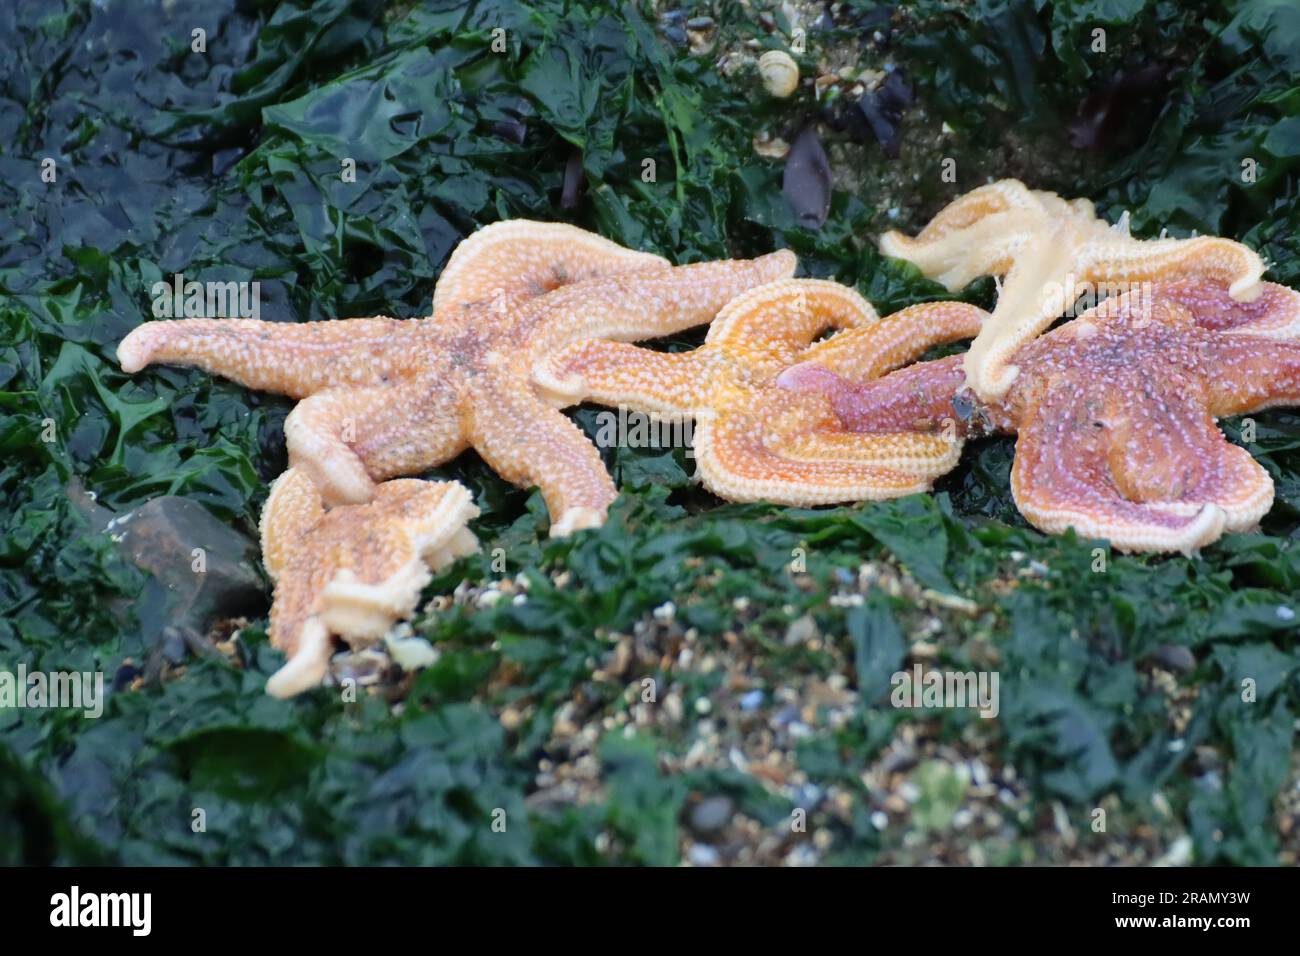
top-left (688, 795), bottom-right (735, 835)
top-left (1151, 643), bottom-right (1196, 672)
top-left (688, 844), bottom-right (721, 866)
top-left (784, 615), bottom-right (819, 646)
top-left (739, 689), bottom-right (765, 711)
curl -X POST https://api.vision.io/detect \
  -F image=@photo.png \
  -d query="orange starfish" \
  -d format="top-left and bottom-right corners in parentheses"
top-left (879, 179), bottom-right (1267, 401)
top-left (781, 278), bottom-right (1300, 553)
top-left (257, 468), bottom-right (479, 697)
top-left (119, 221), bottom-right (795, 536)
top-left (536, 279), bottom-right (984, 504)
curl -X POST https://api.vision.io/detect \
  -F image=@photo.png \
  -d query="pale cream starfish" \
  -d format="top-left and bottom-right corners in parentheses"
top-left (536, 279), bottom-right (984, 504)
top-left (258, 468), bottom-right (479, 697)
top-left (119, 221), bottom-right (796, 536)
top-left (879, 179), bottom-right (1267, 401)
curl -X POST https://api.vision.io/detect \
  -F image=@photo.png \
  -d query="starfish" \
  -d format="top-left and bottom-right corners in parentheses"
top-left (118, 221), bottom-right (796, 536)
top-left (257, 468), bottom-right (480, 697)
top-left (780, 277), bottom-right (1300, 553)
top-left (535, 278), bottom-right (985, 504)
top-left (878, 179), bottom-right (1267, 401)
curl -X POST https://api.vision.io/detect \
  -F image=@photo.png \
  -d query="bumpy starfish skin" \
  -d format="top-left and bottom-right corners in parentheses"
top-left (258, 468), bottom-right (479, 698)
top-left (536, 279), bottom-right (984, 504)
top-left (119, 221), bottom-right (795, 535)
top-left (782, 279), bottom-right (1300, 553)
top-left (879, 179), bottom-right (1267, 401)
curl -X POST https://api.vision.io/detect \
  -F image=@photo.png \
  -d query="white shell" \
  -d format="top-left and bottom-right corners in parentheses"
top-left (759, 50), bottom-right (799, 98)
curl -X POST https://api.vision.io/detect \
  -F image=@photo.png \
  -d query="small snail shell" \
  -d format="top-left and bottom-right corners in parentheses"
top-left (758, 50), bottom-right (799, 98)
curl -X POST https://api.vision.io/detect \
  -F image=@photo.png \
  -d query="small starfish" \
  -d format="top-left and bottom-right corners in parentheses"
top-left (536, 279), bottom-right (984, 504)
top-left (119, 221), bottom-right (795, 536)
top-left (258, 468), bottom-right (479, 697)
top-left (879, 179), bottom-right (1267, 401)
top-left (781, 278), bottom-right (1300, 553)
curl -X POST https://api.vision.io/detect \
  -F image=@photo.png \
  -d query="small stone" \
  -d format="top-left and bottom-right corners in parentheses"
top-left (784, 615), bottom-right (819, 646)
top-left (687, 843), bottom-right (720, 866)
top-left (687, 795), bottom-right (735, 835)
top-left (739, 689), bottom-right (765, 711)
top-left (385, 632), bottom-right (438, 671)
top-left (1150, 644), bottom-right (1196, 672)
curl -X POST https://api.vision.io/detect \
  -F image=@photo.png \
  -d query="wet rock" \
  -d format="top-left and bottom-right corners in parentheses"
top-left (106, 496), bottom-right (265, 643)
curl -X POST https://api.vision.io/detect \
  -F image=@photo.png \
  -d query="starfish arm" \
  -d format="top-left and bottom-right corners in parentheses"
top-left (877, 181), bottom-right (1069, 291)
top-left (1203, 336), bottom-right (1300, 417)
top-left (796, 301), bottom-right (985, 381)
top-left (1010, 386), bottom-right (1271, 553)
top-left (525, 250), bottom-right (798, 355)
top-left (283, 379), bottom-right (466, 506)
top-left (259, 467), bottom-right (325, 582)
top-left (535, 340), bottom-right (721, 413)
top-left (778, 355), bottom-right (969, 434)
top-left (265, 478), bottom-right (478, 698)
top-left (1150, 278), bottom-right (1300, 338)
top-left (1077, 234), bottom-right (1265, 303)
top-left (117, 317), bottom-right (420, 398)
top-left (779, 430), bottom-right (962, 478)
top-left (466, 371), bottom-right (618, 536)
top-left (879, 212), bottom-right (1038, 291)
top-left (883, 179), bottom-right (1040, 242)
top-left (432, 220), bottom-right (670, 318)
top-left (962, 222), bottom-right (1092, 401)
top-left (702, 279), bottom-right (879, 373)
top-left (692, 392), bottom-right (942, 505)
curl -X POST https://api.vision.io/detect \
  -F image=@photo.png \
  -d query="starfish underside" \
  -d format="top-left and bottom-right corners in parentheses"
top-left (781, 278), bottom-right (1300, 553)
top-left (536, 279), bottom-right (985, 504)
top-left (258, 467), bottom-right (480, 698)
top-left (119, 221), bottom-right (796, 537)
top-left (879, 179), bottom-right (1268, 401)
